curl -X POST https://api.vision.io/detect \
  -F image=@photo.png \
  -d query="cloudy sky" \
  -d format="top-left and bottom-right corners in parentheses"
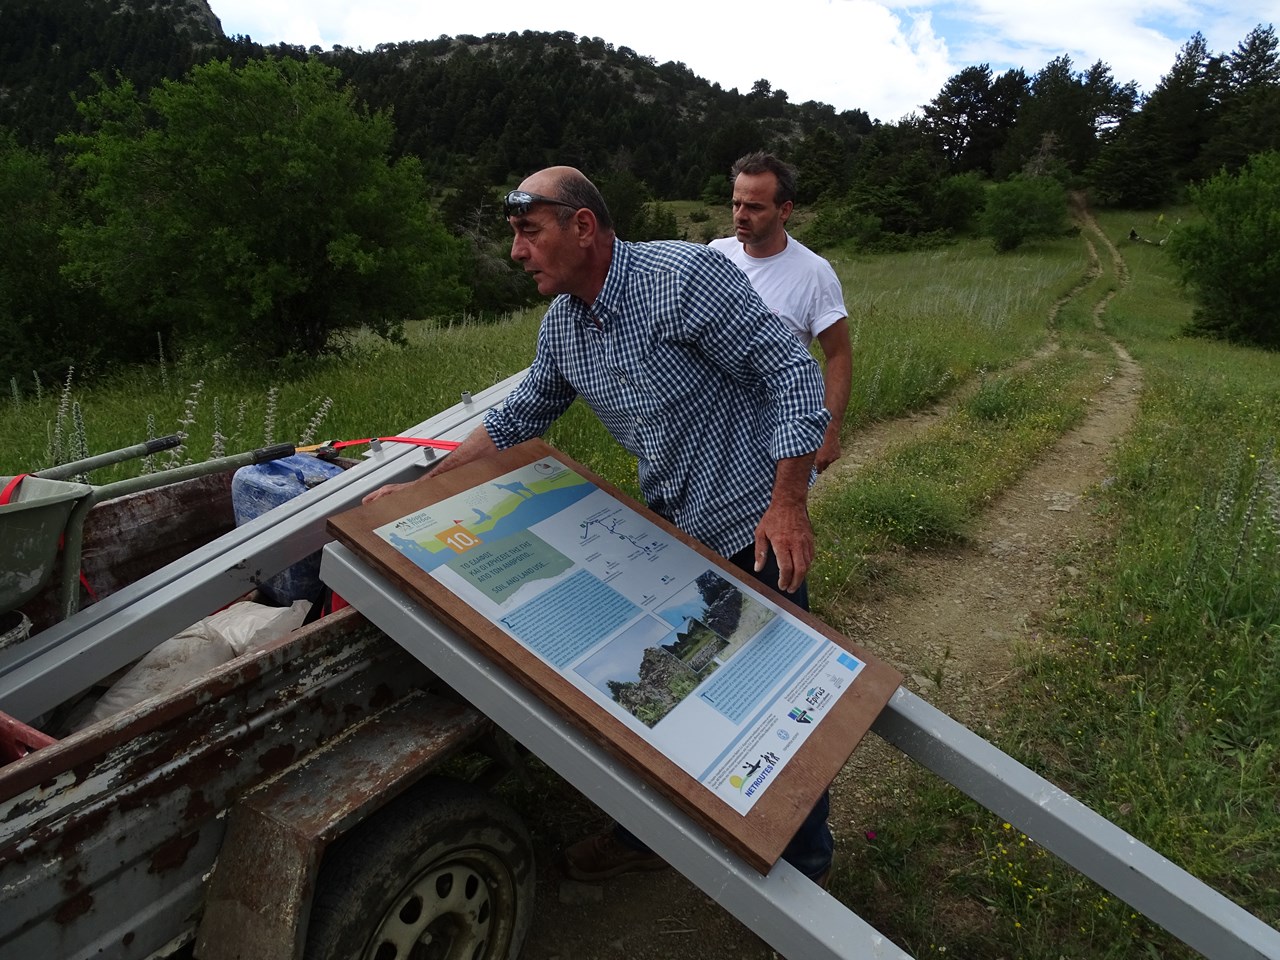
top-left (211, 1), bottom-right (1275, 123)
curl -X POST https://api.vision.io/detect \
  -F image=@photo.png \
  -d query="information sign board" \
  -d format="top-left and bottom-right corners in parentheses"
top-left (328, 440), bottom-right (901, 872)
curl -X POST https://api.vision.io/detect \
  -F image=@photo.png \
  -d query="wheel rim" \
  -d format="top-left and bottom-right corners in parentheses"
top-left (362, 849), bottom-right (512, 960)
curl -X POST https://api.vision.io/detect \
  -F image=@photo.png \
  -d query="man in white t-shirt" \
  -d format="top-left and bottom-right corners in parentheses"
top-left (710, 152), bottom-right (851, 472)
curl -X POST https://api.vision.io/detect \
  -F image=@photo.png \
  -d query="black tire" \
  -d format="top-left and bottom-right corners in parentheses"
top-left (304, 777), bottom-right (535, 960)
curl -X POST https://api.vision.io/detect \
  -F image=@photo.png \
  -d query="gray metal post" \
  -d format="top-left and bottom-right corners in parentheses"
top-left (873, 691), bottom-right (1280, 960)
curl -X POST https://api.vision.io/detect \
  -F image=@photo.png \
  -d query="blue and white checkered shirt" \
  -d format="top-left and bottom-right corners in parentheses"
top-left (484, 237), bottom-right (829, 557)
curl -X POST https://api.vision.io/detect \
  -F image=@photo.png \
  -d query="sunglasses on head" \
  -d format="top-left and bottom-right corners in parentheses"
top-left (503, 190), bottom-right (580, 218)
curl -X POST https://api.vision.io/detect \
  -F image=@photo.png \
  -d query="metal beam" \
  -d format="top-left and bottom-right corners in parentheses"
top-left (0, 374), bottom-right (526, 721)
top-left (323, 542), bottom-right (1280, 960)
top-left (873, 691), bottom-right (1280, 960)
top-left (320, 542), bottom-right (914, 960)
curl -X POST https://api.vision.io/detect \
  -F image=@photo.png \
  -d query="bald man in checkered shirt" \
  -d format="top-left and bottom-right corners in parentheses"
top-left (366, 165), bottom-right (834, 886)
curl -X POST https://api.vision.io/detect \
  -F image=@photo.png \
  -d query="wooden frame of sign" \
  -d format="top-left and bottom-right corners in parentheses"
top-left (328, 439), bottom-right (902, 873)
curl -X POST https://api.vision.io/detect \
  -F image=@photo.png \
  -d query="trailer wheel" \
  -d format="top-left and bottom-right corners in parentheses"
top-left (305, 777), bottom-right (535, 960)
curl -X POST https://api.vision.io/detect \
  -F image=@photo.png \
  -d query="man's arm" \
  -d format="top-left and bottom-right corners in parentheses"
top-left (754, 452), bottom-right (817, 593)
top-left (361, 425), bottom-right (498, 505)
top-left (681, 249), bottom-right (828, 589)
top-left (813, 317), bottom-right (852, 473)
top-left (361, 316), bottom-right (578, 505)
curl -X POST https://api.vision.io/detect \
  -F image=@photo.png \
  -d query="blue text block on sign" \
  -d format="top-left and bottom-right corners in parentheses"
top-left (698, 619), bottom-right (819, 724)
top-left (501, 570), bottom-right (640, 669)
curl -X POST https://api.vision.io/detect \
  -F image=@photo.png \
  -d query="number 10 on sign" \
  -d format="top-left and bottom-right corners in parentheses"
top-left (437, 524), bottom-right (483, 554)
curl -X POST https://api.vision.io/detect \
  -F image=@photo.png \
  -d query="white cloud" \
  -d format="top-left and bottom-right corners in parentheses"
top-left (907, 1), bottom-right (1280, 96)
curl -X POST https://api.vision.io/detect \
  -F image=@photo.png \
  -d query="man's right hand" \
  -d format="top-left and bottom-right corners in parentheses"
top-left (362, 481), bottom-right (414, 505)
top-left (360, 425), bottom-right (501, 505)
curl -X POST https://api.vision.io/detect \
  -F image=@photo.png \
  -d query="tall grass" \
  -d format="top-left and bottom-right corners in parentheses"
top-left (988, 353), bottom-right (1280, 958)
top-left (810, 349), bottom-right (1110, 606)
top-left (2, 311), bottom-right (539, 481)
top-left (805, 227), bottom-right (1110, 612)
top-left (2, 237), bottom-right (1078, 489)
top-left (833, 242), bottom-right (1085, 425)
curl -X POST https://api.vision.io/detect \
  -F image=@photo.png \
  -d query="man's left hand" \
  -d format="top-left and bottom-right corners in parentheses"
top-left (754, 497), bottom-right (814, 594)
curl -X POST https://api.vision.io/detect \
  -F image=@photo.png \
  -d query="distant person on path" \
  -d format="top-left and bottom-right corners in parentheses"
top-left (710, 151), bottom-right (852, 473)
top-left (364, 164), bottom-right (836, 886)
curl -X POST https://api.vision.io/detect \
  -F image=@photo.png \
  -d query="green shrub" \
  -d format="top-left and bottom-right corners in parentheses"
top-left (981, 176), bottom-right (1069, 251)
top-left (805, 204), bottom-right (883, 249)
top-left (934, 172), bottom-right (987, 234)
top-left (700, 173), bottom-right (731, 204)
top-left (632, 201), bottom-right (681, 241)
top-left (1167, 150), bottom-right (1280, 349)
top-left (0, 131), bottom-right (90, 378)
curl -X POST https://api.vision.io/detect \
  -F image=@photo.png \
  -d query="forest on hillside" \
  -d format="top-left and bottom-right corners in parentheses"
top-left (3, 1), bottom-right (1276, 205)
top-left (1, 0), bottom-right (1278, 376)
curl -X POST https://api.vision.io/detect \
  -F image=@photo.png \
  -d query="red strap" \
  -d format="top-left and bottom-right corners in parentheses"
top-left (0, 474), bottom-right (27, 505)
top-left (331, 437), bottom-right (461, 452)
top-left (0, 710), bottom-right (58, 756)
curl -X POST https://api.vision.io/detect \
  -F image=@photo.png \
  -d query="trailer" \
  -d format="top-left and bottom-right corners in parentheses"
top-left (0, 377), bottom-right (536, 960)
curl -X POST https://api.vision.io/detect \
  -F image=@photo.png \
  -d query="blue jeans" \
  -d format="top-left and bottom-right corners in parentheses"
top-left (614, 544), bottom-right (835, 880)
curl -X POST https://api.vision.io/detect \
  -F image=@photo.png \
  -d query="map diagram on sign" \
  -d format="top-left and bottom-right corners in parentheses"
top-left (576, 505), bottom-right (669, 586)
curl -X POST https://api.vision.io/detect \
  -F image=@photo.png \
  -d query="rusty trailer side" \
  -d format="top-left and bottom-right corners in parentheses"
top-left (0, 609), bottom-right (489, 960)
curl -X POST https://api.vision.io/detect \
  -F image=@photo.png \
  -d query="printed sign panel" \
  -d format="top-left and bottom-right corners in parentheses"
top-left (329, 440), bottom-right (901, 872)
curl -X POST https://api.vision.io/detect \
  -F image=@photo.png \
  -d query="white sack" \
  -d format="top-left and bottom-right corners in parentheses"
top-left (74, 599), bottom-right (311, 730)
top-left (76, 623), bottom-right (235, 730)
top-left (204, 599), bottom-right (311, 656)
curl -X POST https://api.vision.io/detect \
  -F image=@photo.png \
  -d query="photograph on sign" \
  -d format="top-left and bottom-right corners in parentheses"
top-left (369, 453), bottom-right (867, 815)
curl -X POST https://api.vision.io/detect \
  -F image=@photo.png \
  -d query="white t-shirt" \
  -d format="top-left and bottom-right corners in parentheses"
top-left (709, 234), bottom-right (846, 346)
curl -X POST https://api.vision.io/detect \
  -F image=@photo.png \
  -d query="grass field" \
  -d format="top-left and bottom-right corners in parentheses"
top-left (2, 228), bottom-right (1078, 484)
top-left (823, 208), bottom-right (1280, 959)
top-left (3, 206), bottom-right (1277, 958)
